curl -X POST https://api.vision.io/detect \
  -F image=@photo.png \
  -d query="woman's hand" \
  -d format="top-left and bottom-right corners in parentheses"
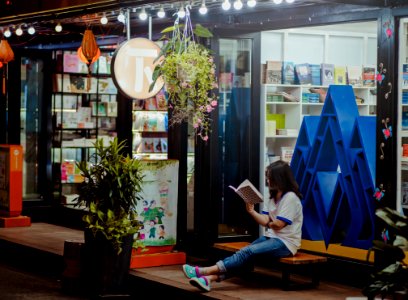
top-left (246, 203), bottom-right (255, 214)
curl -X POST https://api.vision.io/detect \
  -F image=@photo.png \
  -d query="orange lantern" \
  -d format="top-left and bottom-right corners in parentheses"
top-left (0, 39), bottom-right (14, 94)
top-left (77, 29), bottom-right (100, 91)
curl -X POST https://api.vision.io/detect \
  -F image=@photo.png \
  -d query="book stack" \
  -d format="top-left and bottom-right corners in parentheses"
top-left (302, 93), bottom-right (320, 103)
top-left (362, 65), bottom-right (376, 87)
top-left (264, 61), bottom-right (282, 84)
top-left (403, 64), bottom-right (408, 87)
top-left (282, 62), bottom-right (296, 84)
top-left (309, 64), bottom-right (321, 85)
top-left (321, 63), bottom-right (335, 86)
top-left (295, 63), bottom-right (312, 85)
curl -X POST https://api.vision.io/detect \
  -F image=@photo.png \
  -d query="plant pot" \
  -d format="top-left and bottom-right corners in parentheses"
top-left (82, 229), bottom-right (134, 297)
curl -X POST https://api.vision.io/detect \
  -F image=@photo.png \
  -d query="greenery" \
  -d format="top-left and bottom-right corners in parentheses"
top-left (151, 21), bottom-right (217, 141)
top-left (362, 207), bottom-right (408, 299)
top-left (76, 138), bottom-right (144, 254)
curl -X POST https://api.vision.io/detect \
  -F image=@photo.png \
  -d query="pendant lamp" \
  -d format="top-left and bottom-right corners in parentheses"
top-left (0, 39), bottom-right (14, 95)
top-left (77, 28), bottom-right (100, 90)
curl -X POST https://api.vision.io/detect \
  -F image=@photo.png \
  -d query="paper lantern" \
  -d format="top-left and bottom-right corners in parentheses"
top-left (0, 39), bottom-right (14, 65)
top-left (77, 29), bottom-right (100, 65)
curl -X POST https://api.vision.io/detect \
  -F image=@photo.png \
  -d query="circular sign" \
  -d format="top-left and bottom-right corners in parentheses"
top-left (111, 38), bottom-right (164, 99)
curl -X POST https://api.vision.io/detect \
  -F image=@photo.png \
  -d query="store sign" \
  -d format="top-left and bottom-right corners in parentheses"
top-left (112, 38), bottom-right (164, 99)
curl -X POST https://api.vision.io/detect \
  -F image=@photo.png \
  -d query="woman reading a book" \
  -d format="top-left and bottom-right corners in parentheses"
top-left (182, 160), bottom-right (303, 292)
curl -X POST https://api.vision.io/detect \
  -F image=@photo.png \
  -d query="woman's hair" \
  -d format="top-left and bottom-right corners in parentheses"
top-left (265, 160), bottom-right (302, 199)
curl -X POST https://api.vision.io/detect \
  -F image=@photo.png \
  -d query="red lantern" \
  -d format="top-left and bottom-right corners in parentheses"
top-left (0, 39), bottom-right (14, 95)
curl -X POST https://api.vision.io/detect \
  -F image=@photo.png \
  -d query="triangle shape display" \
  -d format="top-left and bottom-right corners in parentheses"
top-left (291, 85), bottom-right (375, 250)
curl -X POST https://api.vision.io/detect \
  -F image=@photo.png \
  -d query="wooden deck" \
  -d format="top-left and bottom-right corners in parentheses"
top-left (0, 223), bottom-right (367, 299)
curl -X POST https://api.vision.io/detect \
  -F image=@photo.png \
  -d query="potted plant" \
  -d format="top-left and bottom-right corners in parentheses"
top-left (362, 207), bottom-right (408, 300)
top-left (151, 9), bottom-right (218, 141)
top-left (75, 137), bottom-right (144, 296)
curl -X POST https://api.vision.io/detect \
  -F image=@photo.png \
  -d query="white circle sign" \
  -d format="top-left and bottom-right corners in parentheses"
top-left (112, 38), bottom-right (164, 99)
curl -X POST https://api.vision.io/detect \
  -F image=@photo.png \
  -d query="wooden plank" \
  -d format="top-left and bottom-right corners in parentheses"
top-left (279, 253), bottom-right (327, 265)
top-left (213, 242), bottom-right (250, 252)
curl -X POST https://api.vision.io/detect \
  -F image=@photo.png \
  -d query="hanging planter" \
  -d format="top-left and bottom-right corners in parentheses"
top-left (151, 7), bottom-right (217, 141)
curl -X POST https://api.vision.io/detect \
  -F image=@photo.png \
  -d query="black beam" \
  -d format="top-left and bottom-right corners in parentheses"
top-left (309, 0), bottom-right (386, 7)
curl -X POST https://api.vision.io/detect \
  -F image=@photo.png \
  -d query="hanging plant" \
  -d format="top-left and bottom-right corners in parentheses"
top-left (151, 7), bottom-right (217, 141)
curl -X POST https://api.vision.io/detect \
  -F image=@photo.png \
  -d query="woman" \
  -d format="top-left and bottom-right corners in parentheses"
top-left (182, 160), bottom-right (303, 292)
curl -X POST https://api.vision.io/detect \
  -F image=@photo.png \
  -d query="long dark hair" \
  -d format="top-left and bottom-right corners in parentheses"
top-left (265, 160), bottom-right (302, 199)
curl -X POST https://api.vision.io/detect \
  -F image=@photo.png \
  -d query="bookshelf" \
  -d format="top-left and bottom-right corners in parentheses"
top-left (397, 19), bottom-right (408, 213)
top-left (51, 50), bottom-right (118, 205)
top-left (131, 89), bottom-right (168, 160)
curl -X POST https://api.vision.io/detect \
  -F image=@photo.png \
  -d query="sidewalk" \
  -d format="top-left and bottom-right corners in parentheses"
top-left (0, 223), bottom-right (366, 299)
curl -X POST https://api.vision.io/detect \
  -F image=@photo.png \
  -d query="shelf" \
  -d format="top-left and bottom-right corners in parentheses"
top-left (265, 135), bottom-right (298, 139)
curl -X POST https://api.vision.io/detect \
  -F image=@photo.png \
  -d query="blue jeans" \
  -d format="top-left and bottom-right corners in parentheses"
top-left (216, 236), bottom-right (291, 280)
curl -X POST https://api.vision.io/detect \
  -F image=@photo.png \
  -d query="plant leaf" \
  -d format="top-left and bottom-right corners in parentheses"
top-left (194, 24), bottom-right (213, 38)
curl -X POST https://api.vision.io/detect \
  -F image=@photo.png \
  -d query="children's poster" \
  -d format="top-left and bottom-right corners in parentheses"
top-left (136, 160), bottom-right (179, 249)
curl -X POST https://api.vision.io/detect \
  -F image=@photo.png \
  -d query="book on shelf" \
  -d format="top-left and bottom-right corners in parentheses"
top-left (156, 89), bottom-right (168, 110)
top-left (153, 138), bottom-right (163, 153)
top-left (264, 60), bottom-right (282, 84)
top-left (309, 64), bottom-right (321, 85)
top-left (281, 147), bottom-right (294, 164)
top-left (321, 63), bottom-right (335, 86)
top-left (362, 65), bottom-right (376, 87)
top-left (144, 97), bottom-right (158, 110)
top-left (63, 51), bottom-right (89, 74)
top-left (403, 64), bottom-right (408, 87)
top-left (229, 179), bottom-right (264, 204)
top-left (161, 138), bottom-right (168, 152)
top-left (347, 65), bottom-right (363, 86)
top-left (53, 94), bottom-right (78, 109)
top-left (142, 138), bottom-right (155, 153)
top-left (282, 61), bottom-right (295, 85)
top-left (295, 63), bottom-right (312, 85)
top-left (98, 77), bottom-right (117, 94)
top-left (106, 102), bottom-right (118, 117)
top-left (91, 102), bottom-right (107, 117)
top-left (402, 111), bottom-right (408, 130)
top-left (334, 66), bottom-right (347, 85)
top-left (133, 99), bottom-right (145, 110)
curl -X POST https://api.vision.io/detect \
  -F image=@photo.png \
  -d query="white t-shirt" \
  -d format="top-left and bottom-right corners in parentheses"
top-left (263, 191), bottom-right (303, 255)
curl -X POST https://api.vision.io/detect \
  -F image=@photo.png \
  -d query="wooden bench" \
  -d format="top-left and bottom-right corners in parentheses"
top-left (213, 242), bottom-right (327, 290)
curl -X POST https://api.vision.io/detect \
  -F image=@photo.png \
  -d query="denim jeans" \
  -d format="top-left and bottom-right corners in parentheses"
top-left (216, 236), bottom-right (291, 280)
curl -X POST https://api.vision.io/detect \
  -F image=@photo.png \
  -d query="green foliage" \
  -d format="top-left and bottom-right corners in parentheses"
top-left (150, 22), bottom-right (217, 141)
top-left (76, 138), bottom-right (144, 254)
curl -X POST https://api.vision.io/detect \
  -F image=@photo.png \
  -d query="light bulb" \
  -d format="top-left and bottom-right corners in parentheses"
top-left (222, 0), bottom-right (231, 10)
top-left (4, 28), bottom-right (11, 37)
top-left (16, 26), bottom-right (23, 36)
top-left (117, 11), bottom-right (125, 23)
top-left (233, 0), bottom-right (243, 10)
top-left (247, 0), bottom-right (256, 7)
top-left (28, 26), bottom-right (35, 35)
top-left (273, 0), bottom-right (283, 3)
top-left (199, 1), bottom-right (208, 14)
top-left (285, 0), bottom-right (295, 3)
top-left (100, 13), bottom-right (108, 24)
top-left (178, 6), bottom-right (186, 18)
top-left (157, 7), bottom-right (165, 18)
top-left (139, 8), bottom-right (147, 20)
top-left (55, 23), bottom-right (62, 32)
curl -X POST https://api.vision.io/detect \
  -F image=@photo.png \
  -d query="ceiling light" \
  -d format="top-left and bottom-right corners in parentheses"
top-left (177, 5), bottom-right (186, 18)
top-left (117, 11), bottom-right (125, 23)
top-left (139, 7), bottom-right (148, 20)
top-left (247, 0), bottom-right (256, 7)
top-left (27, 26), bottom-right (35, 35)
top-left (100, 13), bottom-right (108, 24)
top-left (285, 0), bottom-right (295, 2)
top-left (15, 26), bottom-right (23, 36)
top-left (222, 0), bottom-right (231, 10)
top-left (273, 0), bottom-right (283, 4)
top-left (157, 6), bottom-right (166, 18)
top-left (233, 0), bottom-right (243, 10)
top-left (55, 23), bottom-right (62, 32)
top-left (199, 0), bottom-right (208, 14)
top-left (4, 27), bottom-right (11, 37)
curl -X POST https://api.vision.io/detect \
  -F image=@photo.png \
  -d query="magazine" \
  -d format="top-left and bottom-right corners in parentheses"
top-left (228, 179), bottom-right (264, 204)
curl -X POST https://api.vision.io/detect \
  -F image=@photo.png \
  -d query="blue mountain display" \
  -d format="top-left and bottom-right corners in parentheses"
top-left (291, 85), bottom-right (376, 250)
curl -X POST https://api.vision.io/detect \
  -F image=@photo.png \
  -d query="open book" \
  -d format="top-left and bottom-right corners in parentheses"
top-left (229, 179), bottom-right (264, 204)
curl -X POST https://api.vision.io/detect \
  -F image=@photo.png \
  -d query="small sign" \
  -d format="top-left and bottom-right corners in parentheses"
top-left (112, 38), bottom-right (164, 99)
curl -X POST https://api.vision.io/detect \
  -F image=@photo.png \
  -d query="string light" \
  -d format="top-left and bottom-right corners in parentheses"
top-left (178, 5), bottom-right (186, 18)
top-left (4, 27), bottom-right (11, 37)
top-left (157, 6), bottom-right (166, 18)
top-left (15, 26), bottom-right (23, 36)
top-left (117, 10), bottom-right (125, 23)
top-left (233, 0), bottom-right (243, 10)
top-left (100, 13), bottom-right (108, 24)
top-left (199, 0), bottom-right (208, 15)
top-left (139, 7), bottom-right (147, 20)
top-left (222, 0), bottom-right (231, 10)
top-left (247, 0), bottom-right (256, 7)
top-left (55, 23), bottom-right (62, 32)
top-left (28, 25), bottom-right (35, 35)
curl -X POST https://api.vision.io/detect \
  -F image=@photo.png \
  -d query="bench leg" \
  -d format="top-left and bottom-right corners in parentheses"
top-left (281, 267), bottom-right (291, 290)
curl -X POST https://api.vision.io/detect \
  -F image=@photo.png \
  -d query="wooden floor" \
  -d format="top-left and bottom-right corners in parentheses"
top-left (0, 223), bottom-right (368, 300)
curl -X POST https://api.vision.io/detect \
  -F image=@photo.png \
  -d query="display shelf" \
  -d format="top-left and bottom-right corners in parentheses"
top-left (51, 50), bottom-right (117, 205)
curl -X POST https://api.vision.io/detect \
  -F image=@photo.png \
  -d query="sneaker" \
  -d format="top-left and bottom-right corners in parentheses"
top-left (189, 276), bottom-right (211, 292)
top-left (182, 264), bottom-right (200, 279)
